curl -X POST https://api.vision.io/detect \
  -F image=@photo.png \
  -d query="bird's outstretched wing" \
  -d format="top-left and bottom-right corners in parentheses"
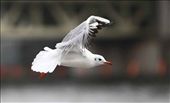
top-left (55, 15), bottom-right (110, 57)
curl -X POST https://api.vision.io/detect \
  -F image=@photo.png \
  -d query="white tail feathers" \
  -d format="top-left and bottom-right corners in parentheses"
top-left (31, 47), bottom-right (62, 73)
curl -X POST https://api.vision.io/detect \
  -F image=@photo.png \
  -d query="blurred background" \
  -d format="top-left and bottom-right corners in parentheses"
top-left (1, 0), bottom-right (170, 103)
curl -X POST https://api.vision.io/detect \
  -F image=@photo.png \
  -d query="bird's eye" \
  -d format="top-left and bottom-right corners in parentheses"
top-left (98, 58), bottom-right (102, 61)
top-left (94, 58), bottom-right (97, 61)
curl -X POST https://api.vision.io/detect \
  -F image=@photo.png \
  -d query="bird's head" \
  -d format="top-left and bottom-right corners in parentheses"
top-left (93, 54), bottom-right (112, 66)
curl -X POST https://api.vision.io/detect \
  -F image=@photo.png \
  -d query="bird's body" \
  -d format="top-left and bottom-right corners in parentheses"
top-left (31, 15), bottom-right (112, 75)
top-left (61, 48), bottom-right (95, 69)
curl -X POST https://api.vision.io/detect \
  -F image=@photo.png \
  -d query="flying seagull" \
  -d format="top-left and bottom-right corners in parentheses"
top-left (31, 15), bottom-right (112, 78)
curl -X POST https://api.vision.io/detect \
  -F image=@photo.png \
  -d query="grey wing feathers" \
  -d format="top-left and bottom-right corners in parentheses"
top-left (55, 15), bottom-right (110, 56)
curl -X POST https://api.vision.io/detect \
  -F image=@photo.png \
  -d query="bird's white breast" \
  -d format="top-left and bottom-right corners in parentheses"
top-left (61, 51), bottom-right (95, 69)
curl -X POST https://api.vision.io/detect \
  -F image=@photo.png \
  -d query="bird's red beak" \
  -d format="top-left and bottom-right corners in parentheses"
top-left (104, 61), bottom-right (112, 65)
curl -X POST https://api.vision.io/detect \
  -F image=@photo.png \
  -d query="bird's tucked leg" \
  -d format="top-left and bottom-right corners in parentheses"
top-left (39, 72), bottom-right (47, 79)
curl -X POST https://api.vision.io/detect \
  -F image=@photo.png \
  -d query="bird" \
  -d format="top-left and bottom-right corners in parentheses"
top-left (31, 15), bottom-right (112, 79)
